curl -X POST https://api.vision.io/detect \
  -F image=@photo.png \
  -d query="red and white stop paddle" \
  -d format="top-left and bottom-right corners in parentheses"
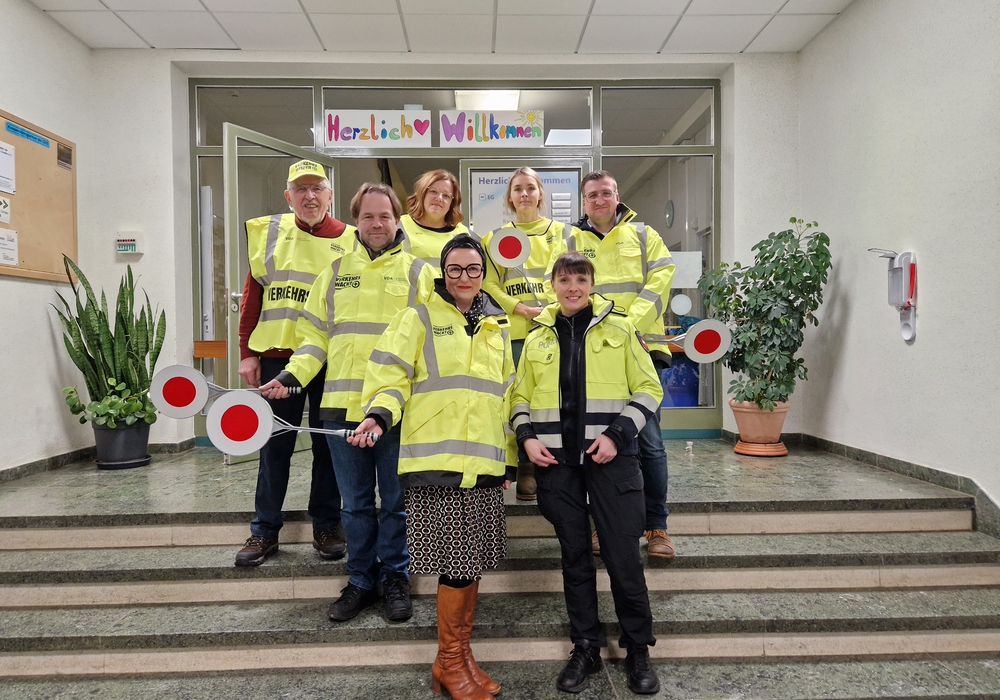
top-left (677, 319), bottom-right (731, 364)
top-left (150, 364), bottom-right (300, 419)
top-left (205, 391), bottom-right (379, 456)
top-left (488, 226), bottom-right (531, 268)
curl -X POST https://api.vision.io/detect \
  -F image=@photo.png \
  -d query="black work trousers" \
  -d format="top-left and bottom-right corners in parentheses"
top-left (534, 453), bottom-right (655, 649)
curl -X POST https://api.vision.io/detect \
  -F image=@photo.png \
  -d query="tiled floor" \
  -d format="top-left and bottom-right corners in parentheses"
top-left (0, 439), bottom-right (968, 521)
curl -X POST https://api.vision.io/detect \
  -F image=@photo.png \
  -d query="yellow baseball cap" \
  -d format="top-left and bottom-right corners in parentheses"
top-left (287, 160), bottom-right (327, 182)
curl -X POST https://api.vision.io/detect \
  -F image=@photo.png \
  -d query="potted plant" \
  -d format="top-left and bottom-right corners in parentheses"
top-left (54, 256), bottom-right (166, 469)
top-left (698, 218), bottom-right (832, 456)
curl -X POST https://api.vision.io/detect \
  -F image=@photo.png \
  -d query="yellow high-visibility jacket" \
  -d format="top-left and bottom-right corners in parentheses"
top-left (399, 214), bottom-right (469, 272)
top-left (510, 295), bottom-right (663, 466)
top-left (277, 232), bottom-right (436, 422)
top-left (362, 285), bottom-right (516, 489)
top-left (545, 205), bottom-right (675, 365)
top-left (246, 213), bottom-right (356, 353)
top-left (480, 218), bottom-right (571, 341)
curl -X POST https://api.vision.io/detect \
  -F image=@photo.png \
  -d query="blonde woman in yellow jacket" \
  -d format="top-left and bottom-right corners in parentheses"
top-left (400, 169), bottom-right (469, 272)
top-left (479, 166), bottom-right (573, 500)
top-left (352, 235), bottom-right (514, 700)
top-left (511, 252), bottom-right (662, 695)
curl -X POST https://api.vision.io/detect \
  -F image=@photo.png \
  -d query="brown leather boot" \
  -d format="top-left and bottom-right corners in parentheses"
top-left (515, 462), bottom-right (536, 501)
top-left (461, 582), bottom-right (500, 695)
top-left (431, 584), bottom-right (494, 700)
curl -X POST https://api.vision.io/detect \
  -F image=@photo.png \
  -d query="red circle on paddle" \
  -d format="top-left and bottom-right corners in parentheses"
top-left (221, 404), bottom-right (259, 442)
top-left (693, 329), bottom-right (721, 355)
top-left (162, 376), bottom-right (197, 408)
top-left (498, 236), bottom-right (523, 260)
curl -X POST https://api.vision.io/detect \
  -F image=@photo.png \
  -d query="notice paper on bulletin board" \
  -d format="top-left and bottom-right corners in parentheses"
top-left (0, 141), bottom-right (14, 194)
top-left (0, 230), bottom-right (18, 266)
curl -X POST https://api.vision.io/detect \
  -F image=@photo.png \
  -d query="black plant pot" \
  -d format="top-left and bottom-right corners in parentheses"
top-left (92, 421), bottom-right (151, 470)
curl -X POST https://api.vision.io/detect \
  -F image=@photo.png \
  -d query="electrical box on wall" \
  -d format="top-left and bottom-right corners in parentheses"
top-left (116, 233), bottom-right (142, 255)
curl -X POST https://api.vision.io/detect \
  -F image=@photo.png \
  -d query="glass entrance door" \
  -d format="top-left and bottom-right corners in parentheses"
top-left (221, 123), bottom-right (340, 390)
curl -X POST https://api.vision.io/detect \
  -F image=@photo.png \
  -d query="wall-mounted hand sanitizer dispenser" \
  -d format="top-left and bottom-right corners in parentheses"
top-left (869, 248), bottom-right (917, 341)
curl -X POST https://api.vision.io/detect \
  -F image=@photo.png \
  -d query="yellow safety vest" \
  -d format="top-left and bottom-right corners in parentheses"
top-left (399, 214), bottom-right (469, 273)
top-left (246, 213), bottom-right (356, 353)
top-left (362, 290), bottom-right (516, 488)
top-left (545, 206), bottom-right (675, 364)
top-left (480, 218), bottom-right (570, 341)
top-left (281, 235), bottom-right (436, 421)
top-left (510, 295), bottom-right (663, 465)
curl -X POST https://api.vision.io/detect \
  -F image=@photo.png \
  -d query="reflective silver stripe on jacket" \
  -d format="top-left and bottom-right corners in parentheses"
top-left (638, 287), bottom-right (664, 316)
top-left (594, 281), bottom-right (643, 295)
top-left (527, 407), bottom-right (561, 423)
top-left (331, 321), bottom-right (389, 337)
top-left (412, 375), bottom-right (504, 397)
top-left (369, 350), bottom-right (415, 380)
top-left (620, 405), bottom-right (648, 433)
top-left (291, 344), bottom-right (327, 364)
top-left (324, 378), bottom-right (364, 394)
top-left (259, 307), bottom-right (301, 323)
top-left (400, 440), bottom-right (506, 462)
top-left (325, 258), bottom-right (345, 335)
top-left (632, 392), bottom-right (661, 413)
top-left (408, 258), bottom-right (428, 307)
top-left (586, 398), bottom-right (628, 414)
top-left (363, 388), bottom-right (406, 414)
top-left (253, 214), bottom-right (283, 287)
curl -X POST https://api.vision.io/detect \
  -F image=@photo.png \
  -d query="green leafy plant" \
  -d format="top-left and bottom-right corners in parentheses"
top-left (698, 218), bottom-right (832, 411)
top-left (53, 256), bottom-right (166, 428)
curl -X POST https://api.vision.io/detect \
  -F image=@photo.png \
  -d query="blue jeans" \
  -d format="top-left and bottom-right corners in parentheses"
top-left (251, 357), bottom-right (341, 539)
top-left (637, 407), bottom-right (669, 531)
top-left (325, 419), bottom-right (408, 590)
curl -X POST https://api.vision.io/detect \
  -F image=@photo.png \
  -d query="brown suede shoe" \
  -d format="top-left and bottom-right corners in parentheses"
top-left (645, 530), bottom-right (675, 559)
top-left (235, 535), bottom-right (278, 567)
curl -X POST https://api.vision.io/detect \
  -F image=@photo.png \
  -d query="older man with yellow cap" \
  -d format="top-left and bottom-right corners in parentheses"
top-left (234, 159), bottom-right (355, 567)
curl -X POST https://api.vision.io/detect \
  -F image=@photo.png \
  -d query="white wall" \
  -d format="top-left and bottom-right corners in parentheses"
top-left (1, 0), bottom-right (94, 470)
top-left (795, 0), bottom-right (1000, 496)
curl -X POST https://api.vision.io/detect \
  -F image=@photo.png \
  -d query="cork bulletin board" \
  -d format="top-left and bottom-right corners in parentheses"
top-left (0, 109), bottom-right (77, 283)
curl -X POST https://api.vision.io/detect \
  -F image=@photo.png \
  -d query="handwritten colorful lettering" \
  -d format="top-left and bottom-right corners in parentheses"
top-left (325, 111), bottom-right (432, 148)
top-left (439, 110), bottom-right (545, 148)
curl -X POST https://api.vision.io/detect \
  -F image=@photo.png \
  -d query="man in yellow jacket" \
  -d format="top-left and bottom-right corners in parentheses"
top-left (260, 183), bottom-right (436, 624)
top-left (235, 159), bottom-right (354, 568)
top-left (546, 170), bottom-right (676, 559)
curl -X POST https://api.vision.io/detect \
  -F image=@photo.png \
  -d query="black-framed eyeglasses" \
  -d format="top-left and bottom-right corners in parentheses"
top-left (444, 264), bottom-right (483, 279)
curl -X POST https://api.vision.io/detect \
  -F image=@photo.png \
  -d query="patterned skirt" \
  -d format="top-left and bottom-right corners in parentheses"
top-left (405, 485), bottom-right (507, 580)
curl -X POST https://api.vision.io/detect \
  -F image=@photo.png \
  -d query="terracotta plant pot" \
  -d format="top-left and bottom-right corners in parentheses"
top-left (728, 399), bottom-right (790, 457)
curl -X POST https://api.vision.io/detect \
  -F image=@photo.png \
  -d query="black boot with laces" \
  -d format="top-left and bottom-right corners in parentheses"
top-left (556, 644), bottom-right (602, 693)
top-left (624, 645), bottom-right (659, 695)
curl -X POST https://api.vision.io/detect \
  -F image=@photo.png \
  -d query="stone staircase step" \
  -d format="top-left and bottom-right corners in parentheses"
top-left (0, 500), bottom-right (976, 551)
top-left (3, 588), bottom-right (1000, 655)
top-left (3, 532), bottom-right (999, 608)
top-left (3, 656), bottom-right (1000, 699)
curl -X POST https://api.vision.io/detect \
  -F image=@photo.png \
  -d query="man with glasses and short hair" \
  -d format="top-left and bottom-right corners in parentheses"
top-left (545, 170), bottom-right (677, 560)
top-left (235, 159), bottom-right (352, 568)
top-left (260, 182), bottom-right (436, 623)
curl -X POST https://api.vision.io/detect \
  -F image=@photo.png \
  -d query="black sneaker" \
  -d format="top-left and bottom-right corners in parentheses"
top-left (624, 646), bottom-right (659, 695)
top-left (382, 573), bottom-right (413, 622)
top-left (313, 528), bottom-right (346, 560)
top-left (234, 536), bottom-right (278, 567)
top-left (327, 584), bottom-right (378, 621)
top-left (556, 644), bottom-right (603, 693)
